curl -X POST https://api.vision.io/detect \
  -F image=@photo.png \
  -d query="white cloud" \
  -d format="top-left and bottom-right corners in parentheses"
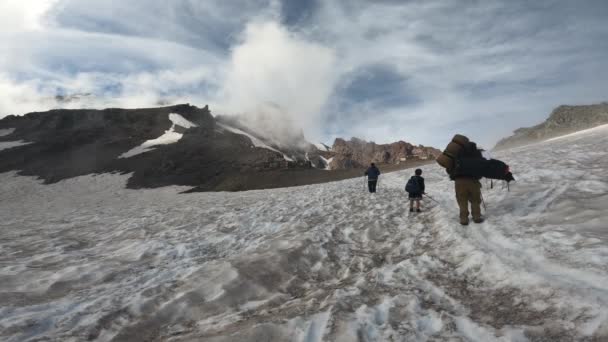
top-left (0, 0), bottom-right (59, 32)
top-left (307, 0), bottom-right (608, 146)
top-left (0, 0), bottom-right (607, 148)
top-left (214, 20), bottom-right (336, 143)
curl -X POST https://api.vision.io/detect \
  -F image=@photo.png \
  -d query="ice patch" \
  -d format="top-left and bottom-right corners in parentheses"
top-left (0, 140), bottom-right (32, 151)
top-left (168, 113), bottom-right (197, 129)
top-left (0, 128), bottom-right (15, 137)
top-left (119, 113), bottom-right (198, 158)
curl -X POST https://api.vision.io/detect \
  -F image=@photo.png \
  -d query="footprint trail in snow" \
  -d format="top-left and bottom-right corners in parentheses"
top-left (1, 126), bottom-right (608, 341)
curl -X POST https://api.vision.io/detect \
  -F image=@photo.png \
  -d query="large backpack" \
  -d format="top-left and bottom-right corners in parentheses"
top-left (436, 134), bottom-right (469, 170)
top-left (455, 158), bottom-right (514, 181)
top-left (436, 134), bottom-right (514, 182)
top-left (405, 176), bottom-right (421, 193)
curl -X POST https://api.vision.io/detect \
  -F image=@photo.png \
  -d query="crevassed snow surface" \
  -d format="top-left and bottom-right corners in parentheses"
top-left (0, 140), bottom-right (32, 151)
top-left (1, 127), bottom-right (608, 341)
top-left (119, 113), bottom-right (197, 158)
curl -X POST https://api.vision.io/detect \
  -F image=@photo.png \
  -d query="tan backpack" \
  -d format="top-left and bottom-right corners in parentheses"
top-left (436, 134), bottom-right (469, 170)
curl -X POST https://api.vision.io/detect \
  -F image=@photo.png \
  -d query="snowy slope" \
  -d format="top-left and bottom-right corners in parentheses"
top-left (217, 123), bottom-right (295, 162)
top-left (217, 122), bottom-right (281, 153)
top-left (1, 126), bottom-right (608, 341)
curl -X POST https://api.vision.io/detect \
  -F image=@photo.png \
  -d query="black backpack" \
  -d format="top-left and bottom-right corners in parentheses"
top-left (405, 176), bottom-right (421, 193)
top-left (439, 135), bottom-right (515, 182)
top-left (461, 142), bottom-right (482, 159)
top-left (455, 157), bottom-right (514, 181)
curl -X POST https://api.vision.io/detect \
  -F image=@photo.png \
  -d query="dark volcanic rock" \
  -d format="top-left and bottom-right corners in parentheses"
top-left (495, 102), bottom-right (608, 150)
top-left (0, 104), bottom-right (289, 189)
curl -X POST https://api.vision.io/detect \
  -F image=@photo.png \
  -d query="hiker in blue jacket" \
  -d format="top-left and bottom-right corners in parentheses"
top-left (406, 168), bottom-right (426, 212)
top-left (364, 163), bottom-right (381, 193)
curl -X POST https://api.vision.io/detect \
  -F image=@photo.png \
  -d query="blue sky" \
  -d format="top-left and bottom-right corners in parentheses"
top-left (1, 0), bottom-right (607, 148)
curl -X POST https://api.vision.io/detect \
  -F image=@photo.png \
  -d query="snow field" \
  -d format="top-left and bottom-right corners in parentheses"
top-left (1, 126), bottom-right (608, 341)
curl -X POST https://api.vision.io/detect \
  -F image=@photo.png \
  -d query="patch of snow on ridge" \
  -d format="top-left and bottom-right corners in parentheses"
top-left (0, 140), bottom-right (32, 151)
top-left (119, 113), bottom-right (198, 158)
top-left (319, 156), bottom-right (333, 170)
top-left (0, 128), bottom-right (15, 137)
top-left (217, 123), bottom-right (282, 154)
top-left (314, 143), bottom-right (330, 152)
top-left (168, 113), bottom-right (197, 129)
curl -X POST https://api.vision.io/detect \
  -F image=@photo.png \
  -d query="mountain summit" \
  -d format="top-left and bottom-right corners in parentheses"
top-left (0, 104), bottom-right (438, 191)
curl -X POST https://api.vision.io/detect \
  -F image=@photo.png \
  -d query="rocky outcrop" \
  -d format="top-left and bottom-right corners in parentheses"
top-left (328, 137), bottom-right (441, 170)
top-left (495, 102), bottom-right (608, 150)
top-left (0, 104), bottom-right (440, 190)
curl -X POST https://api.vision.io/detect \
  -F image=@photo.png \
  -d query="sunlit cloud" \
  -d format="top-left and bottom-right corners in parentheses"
top-left (1, 0), bottom-right (607, 147)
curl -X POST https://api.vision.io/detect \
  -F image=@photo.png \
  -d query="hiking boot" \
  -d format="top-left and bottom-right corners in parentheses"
top-left (416, 208), bottom-right (421, 213)
top-left (460, 218), bottom-right (469, 226)
top-left (473, 217), bottom-right (485, 224)
top-left (409, 208), bottom-right (414, 212)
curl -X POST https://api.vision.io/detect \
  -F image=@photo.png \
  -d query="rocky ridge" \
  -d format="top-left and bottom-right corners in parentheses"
top-left (495, 102), bottom-right (608, 150)
top-left (328, 137), bottom-right (441, 170)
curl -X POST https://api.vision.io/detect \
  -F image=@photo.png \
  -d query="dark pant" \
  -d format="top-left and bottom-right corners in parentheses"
top-left (368, 180), bottom-right (377, 193)
top-left (409, 192), bottom-right (422, 208)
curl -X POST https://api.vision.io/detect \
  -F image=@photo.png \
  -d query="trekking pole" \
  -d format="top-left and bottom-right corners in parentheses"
top-left (423, 194), bottom-right (440, 204)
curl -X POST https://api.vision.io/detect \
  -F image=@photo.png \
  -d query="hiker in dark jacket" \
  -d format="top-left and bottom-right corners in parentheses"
top-left (406, 168), bottom-right (425, 212)
top-left (364, 163), bottom-right (381, 193)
